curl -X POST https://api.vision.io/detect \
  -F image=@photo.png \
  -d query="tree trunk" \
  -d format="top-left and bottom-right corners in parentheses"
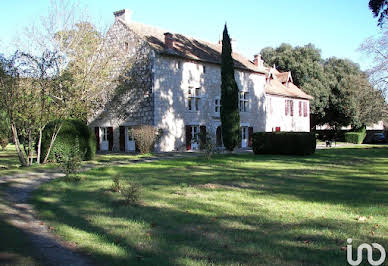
top-left (10, 123), bottom-right (28, 167)
top-left (43, 122), bottom-right (62, 164)
top-left (36, 125), bottom-right (45, 164)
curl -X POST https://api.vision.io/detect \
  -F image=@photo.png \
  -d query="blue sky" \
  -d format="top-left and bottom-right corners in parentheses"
top-left (0, 0), bottom-right (381, 70)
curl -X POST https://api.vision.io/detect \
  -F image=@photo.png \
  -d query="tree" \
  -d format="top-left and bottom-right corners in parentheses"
top-left (220, 25), bottom-right (240, 151)
top-left (261, 43), bottom-right (330, 127)
top-left (369, 0), bottom-right (388, 27)
top-left (0, 1), bottom-right (124, 166)
top-left (324, 58), bottom-right (385, 129)
top-left (359, 29), bottom-right (388, 98)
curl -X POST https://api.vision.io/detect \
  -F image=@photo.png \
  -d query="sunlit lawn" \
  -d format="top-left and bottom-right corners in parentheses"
top-left (32, 147), bottom-right (388, 265)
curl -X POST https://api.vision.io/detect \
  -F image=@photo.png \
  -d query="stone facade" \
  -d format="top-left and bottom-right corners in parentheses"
top-left (153, 56), bottom-right (266, 151)
top-left (88, 19), bottom-right (154, 151)
top-left (89, 10), bottom-right (312, 152)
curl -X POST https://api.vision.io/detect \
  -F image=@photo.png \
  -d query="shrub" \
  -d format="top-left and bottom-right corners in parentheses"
top-left (57, 138), bottom-right (82, 182)
top-left (121, 181), bottom-right (142, 205)
top-left (344, 132), bottom-right (366, 144)
top-left (252, 132), bottom-right (316, 155)
top-left (0, 137), bottom-right (8, 151)
top-left (199, 131), bottom-right (218, 160)
top-left (130, 125), bottom-right (158, 154)
top-left (41, 119), bottom-right (96, 162)
top-left (111, 174), bottom-right (122, 192)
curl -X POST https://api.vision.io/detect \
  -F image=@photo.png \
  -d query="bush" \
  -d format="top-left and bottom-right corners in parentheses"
top-left (111, 174), bottom-right (122, 192)
top-left (344, 132), bottom-right (366, 144)
top-left (130, 125), bottom-right (158, 154)
top-left (198, 131), bottom-right (218, 160)
top-left (121, 181), bottom-right (142, 205)
top-left (57, 138), bottom-right (82, 182)
top-left (252, 132), bottom-right (316, 155)
top-left (41, 119), bottom-right (96, 162)
top-left (0, 137), bottom-right (8, 151)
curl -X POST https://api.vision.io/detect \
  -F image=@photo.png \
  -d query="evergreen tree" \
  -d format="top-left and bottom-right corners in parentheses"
top-left (220, 24), bottom-right (240, 151)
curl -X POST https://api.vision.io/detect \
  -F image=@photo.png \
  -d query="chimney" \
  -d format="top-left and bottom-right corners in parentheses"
top-left (113, 9), bottom-right (132, 23)
top-left (253, 54), bottom-right (263, 67)
top-left (164, 32), bottom-right (174, 49)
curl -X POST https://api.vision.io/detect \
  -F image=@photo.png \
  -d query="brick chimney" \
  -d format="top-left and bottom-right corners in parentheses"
top-left (113, 9), bottom-right (132, 23)
top-left (164, 32), bottom-right (174, 49)
top-left (253, 54), bottom-right (263, 67)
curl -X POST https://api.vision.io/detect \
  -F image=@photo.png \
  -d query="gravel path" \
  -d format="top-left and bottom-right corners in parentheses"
top-left (0, 152), bottom-right (198, 266)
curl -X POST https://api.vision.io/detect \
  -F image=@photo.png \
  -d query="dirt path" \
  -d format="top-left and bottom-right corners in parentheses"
top-left (0, 152), bottom-right (199, 266)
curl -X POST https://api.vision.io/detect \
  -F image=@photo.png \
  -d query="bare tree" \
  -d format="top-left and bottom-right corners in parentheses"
top-left (359, 28), bottom-right (388, 98)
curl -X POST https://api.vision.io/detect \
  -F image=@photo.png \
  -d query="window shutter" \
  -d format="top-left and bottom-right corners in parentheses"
top-left (285, 100), bottom-right (288, 116)
top-left (248, 127), bottom-right (253, 147)
top-left (200, 125), bottom-right (206, 146)
top-left (95, 127), bottom-right (100, 151)
top-left (119, 126), bottom-right (125, 152)
top-left (299, 101), bottom-right (302, 116)
top-left (303, 102), bottom-right (307, 117)
top-left (108, 127), bottom-right (114, 151)
top-left (276, 127), bottom-right (281, 132)
top-left (238, 127), bottom-right (242, 148)
top-left (185, 125), bottom-right (192, 150)
top-left (290, 100), bottom-right (294, 117)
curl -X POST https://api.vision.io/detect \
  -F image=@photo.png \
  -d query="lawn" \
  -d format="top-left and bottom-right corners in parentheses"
top-left (31, 147), bottom-right (388, 265)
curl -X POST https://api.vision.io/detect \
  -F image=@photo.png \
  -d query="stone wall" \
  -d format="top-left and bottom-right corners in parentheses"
top-left (88, 19), bottom-right (154, 151)
top-left (153, 55), bottom-right (267, 151)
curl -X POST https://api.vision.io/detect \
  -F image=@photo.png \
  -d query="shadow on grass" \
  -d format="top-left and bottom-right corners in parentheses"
top-left (31, 147), bottom-right (388, 265)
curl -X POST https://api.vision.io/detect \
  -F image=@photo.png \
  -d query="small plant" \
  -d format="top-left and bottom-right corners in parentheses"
top-left (111, 174), bottom-right (122, 192)
top-left (57, 138), bottom-right (82, 182)
top-left (121, 181), bottom-right (142, 205)
top-left (199, 131), bottom-right (217, 160)
top-left (0, 137), bottom-right (8, 151)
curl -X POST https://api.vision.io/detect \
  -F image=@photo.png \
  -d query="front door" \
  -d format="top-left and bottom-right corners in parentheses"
top-left (126, 127), bottom-right (136, 152)
top-left (100, 127), bottom-right (109, 151)
top-left (241, 127), bottom-right (248, 148)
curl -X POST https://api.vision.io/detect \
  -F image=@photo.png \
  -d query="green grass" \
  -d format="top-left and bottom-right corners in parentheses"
top-left (32, 147), bottom-right (388, 265)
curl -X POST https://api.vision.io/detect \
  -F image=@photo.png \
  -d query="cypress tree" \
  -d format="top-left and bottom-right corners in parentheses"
top-left (220, 24), bottom-right (240, 151)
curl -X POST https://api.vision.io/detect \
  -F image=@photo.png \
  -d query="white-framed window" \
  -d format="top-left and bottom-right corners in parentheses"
top-left (101, 127), bottom-right (108, 141)
top-left (239, 91), bottom-right (249, 112)
top-left (191, 125), bottom-right (200, 143)
top-left (127, 128), bottom-right (133, 141)
top-left (214, 97), bottom-right (221, 113)
top-left (187, 87), bottom-right (201, 111)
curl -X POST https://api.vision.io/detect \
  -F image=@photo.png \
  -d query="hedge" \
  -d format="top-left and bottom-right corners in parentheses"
top-left (344, 132), bottom-right (366, 144)
top-left (40, 119), bottom-right (96, 162)
top-left (252, 132), bottom-right (316, 155)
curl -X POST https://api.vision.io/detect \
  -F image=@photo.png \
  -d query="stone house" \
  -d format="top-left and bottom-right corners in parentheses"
top-left (89, 9), bottom-right (313, 152)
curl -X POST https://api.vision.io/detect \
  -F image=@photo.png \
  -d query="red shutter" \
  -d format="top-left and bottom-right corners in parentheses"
top-left (285, 100), bottom-right (288, 116)
top-left (185, 125), bottom-right (192, 150)
top-left (299, 101), bottom-right (302, 116)
top-left (200, 126), bottom-right (206, 146)
top-left (248, 127), bottom-right (253, 147)
top-left (119, 126), bottom-right (125, 152)
top-left (94, 127), bottom-right (100, 151)
top-left (290, 100), bottom-right (294, 117)
top-left (303, 102), bottom-right (307, 117)
top-left (108, 127), bottom-right (113, 151)
top-left (276, 127), bottom-right (281, 132)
